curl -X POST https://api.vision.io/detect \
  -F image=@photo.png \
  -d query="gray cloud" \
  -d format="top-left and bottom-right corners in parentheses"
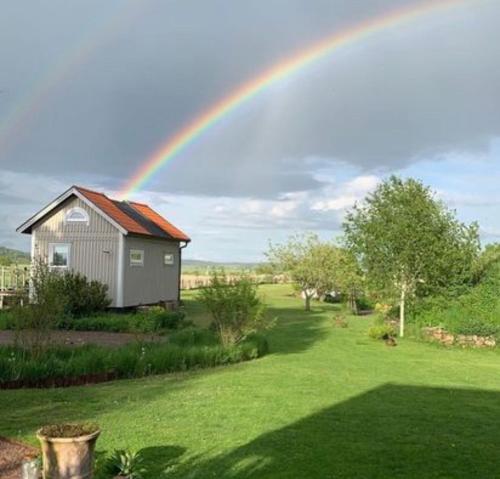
top-left (0, 0), bottom-right (499, 199)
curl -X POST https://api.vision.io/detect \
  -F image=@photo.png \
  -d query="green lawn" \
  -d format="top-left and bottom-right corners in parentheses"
top-left (1, 284), bottom-right (499, 478)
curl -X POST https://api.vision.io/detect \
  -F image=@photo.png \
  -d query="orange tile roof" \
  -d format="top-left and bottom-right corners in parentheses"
top-left (74, 186), bottom-right (190, 241)
top-left (130, 202), bottom-right (190, 241)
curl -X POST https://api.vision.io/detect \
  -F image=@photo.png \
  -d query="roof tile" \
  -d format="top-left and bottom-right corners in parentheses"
top-left (74, 186), bottom-right (189, 241)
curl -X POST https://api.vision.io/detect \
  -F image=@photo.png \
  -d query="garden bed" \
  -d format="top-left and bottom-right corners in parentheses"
top-left (0, 329), bottom-right (268, 389)
top-left (0, 330), bottom-right (166, 348)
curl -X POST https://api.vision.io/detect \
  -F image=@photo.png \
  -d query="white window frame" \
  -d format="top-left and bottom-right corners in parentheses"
top-left (65, 207), bottom-right (89, 225)
top-left (130, 249), bottom-right (144, 267)
top-left (164, 253), bottom-right (174, 266)
top-left (48, 243), bottom-right (71, 269)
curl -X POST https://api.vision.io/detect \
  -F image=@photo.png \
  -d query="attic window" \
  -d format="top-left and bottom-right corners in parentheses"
top-left (65, 207), bottom-right (89, 224)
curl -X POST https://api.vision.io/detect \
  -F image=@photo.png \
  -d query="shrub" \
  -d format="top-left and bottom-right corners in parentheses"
top-left (368, 324), bottom-right (396, 340)
top-left (105, 450), bottom-right (146, 479)
top-left (145, 307), bottom-right (186, 330)
top-left (57, 308), bottom-right (188, 333)
top-left (198, 271), bottom-right (271, 346)
top-left (410, 259), bottom-right (500, 340)
top-left (355, 296), bottom-right (374, 311)
top-left (10, 261), bottom-right (63, 356)
top-left (56, 271), bottom-right (110, 317)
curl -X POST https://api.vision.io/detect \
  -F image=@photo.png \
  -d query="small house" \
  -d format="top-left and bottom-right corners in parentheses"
top-left (17, 186), bottom-right (190, 308)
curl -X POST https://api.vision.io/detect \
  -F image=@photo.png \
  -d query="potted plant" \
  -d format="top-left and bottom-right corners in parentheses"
top-left (37, 423), bottom-right (100, 479)
top-left (106, 450), bottom-right (146, 479)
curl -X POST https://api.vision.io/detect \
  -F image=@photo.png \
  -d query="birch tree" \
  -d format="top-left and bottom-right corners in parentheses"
top-left (344, 176), bottom-right (479, 336)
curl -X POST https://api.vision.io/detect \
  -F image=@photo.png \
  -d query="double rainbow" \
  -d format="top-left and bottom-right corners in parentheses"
top-left (119, 0), bottom-right (477, 199)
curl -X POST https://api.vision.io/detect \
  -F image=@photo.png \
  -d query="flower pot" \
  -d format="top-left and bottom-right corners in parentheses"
top-left (37, 428), bottom-right (100, 479)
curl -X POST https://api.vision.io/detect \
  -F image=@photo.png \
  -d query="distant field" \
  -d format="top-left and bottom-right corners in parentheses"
top-left (181, 273), bottom-right (284, 290)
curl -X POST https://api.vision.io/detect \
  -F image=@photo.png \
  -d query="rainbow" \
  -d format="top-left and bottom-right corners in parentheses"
top-left (119, 0), bottom-right (478, 199)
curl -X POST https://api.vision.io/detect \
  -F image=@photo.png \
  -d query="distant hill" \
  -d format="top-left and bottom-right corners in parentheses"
top-left (0, 246), bottom-right (30, 266)
top-left (182, 259), bottom-right (260, 272)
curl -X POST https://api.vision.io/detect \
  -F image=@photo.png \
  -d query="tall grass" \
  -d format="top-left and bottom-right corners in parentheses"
top-left (0, 328), bottom-right (268, 388)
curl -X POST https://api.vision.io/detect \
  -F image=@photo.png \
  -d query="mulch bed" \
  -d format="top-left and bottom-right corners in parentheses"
top-left (0, 437), bottom-right (38, 479)
top-left (0, 330), bottom-right (165, 348)
top-left (0, 371), bottom-right (120, 390)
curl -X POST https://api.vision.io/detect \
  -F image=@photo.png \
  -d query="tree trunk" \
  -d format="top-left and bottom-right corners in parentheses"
top-left (399, 284), bottom-right (406, 337)
top-left (304, 294), bottom-right (311, 311)
top-left (350, 291), bottom-right (358, 315)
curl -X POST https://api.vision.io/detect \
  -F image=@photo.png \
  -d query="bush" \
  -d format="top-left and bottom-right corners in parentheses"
top-left (56, 271), bottom-right (110, 317)
top-left (355, 296), bottom-right (374, 311)
top-left (0, 329), bottom-right (269, 387)
top-left (411, 259), bottom-right (500, 340)
top-left (198, 271), bottom-right (271, 346)
top-left (58, 309), bottom-right (187, 333)
top-left (368, 324), bottom-right (396, 340)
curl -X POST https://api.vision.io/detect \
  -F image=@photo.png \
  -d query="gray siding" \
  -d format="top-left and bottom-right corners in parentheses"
top-left (32, 196), bottom-right (121, 306)
top-left (122, 236), bottom-right (180, 307)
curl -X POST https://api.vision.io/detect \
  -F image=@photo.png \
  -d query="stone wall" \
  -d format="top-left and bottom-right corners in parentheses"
top-left (422, 327), bottom-right (496, 348)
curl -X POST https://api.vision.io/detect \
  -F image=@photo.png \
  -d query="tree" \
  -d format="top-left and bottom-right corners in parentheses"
top-left (335, 249), bottom-right (364, 314)
top-left (266, 233), bottom-right (339, 311)
top-left (344, 176), bottom-right (480, 336)
top-left (0, 256), bottom-right (12, 267)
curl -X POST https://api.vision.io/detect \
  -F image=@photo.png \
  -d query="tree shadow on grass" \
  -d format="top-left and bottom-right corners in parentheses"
top-left (0, 374), bottom-right (192, 440)
top-left (172, 384), bottom-right (500, 479)
top-left (137, 446), bottom-right (186, 478)
top-left (264, 302), bottom-right (333, 355)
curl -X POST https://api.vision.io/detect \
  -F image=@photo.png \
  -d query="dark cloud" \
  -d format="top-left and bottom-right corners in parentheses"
top-left (0, 0), bottom-right (499, 199)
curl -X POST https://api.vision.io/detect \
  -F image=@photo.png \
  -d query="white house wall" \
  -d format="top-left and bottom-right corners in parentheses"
top-left (123, 236), bottom-right (180, 307)
top-left (32, 196), bottom-right (120, 306)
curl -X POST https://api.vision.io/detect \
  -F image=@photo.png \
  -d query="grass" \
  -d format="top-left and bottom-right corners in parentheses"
top-left (1, 284), bottom-right (499, 478)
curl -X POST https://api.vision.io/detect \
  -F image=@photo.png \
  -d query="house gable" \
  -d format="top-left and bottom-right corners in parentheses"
top-left (17, 186), bottom-right (127, 235)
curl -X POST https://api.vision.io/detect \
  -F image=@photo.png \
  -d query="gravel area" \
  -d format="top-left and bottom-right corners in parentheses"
top-left (0, 437), bottom-right (38, 479)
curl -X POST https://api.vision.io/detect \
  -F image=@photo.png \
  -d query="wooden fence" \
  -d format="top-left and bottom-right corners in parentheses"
top-left (0, 266), bottom-right (29, 292)
top-left (180, 274), bottom-right (287, 290)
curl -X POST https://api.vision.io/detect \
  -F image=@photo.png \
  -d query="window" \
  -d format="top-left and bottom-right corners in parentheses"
top-left (65, 207), bottom-right (89, 224)
top-left (49, 243), bottom-right (70, 268)
top-left (164, 253), bottom-right (174, 265)
top-left (130, 249), bottom-right (144, 266)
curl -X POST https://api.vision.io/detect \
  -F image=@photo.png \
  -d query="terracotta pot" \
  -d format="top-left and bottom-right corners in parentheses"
top-left (37, 428), bottom-right (100, 479)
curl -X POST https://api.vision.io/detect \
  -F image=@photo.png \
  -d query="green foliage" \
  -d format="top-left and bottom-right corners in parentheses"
top-left (55, 270), bottom-right (110, 317)
top-left (106, 450), bottom-right (146, 479)
top-left (355, 296), bottom-right (374, 311)
top-left (198, 271), bottom-right (270, 346)
top-left (11, 261), bottom-right (63, 356)
top-left (368, 324), bottom-right (396, 340)
top-left (58, 309), bottom-right (187, 333)
top-left (412, 258), bottom-right (500, 339)
top-left (266, 233), bottom-right (340, 311)
top-left (0, 328), bottom-right (268, 386)
top-left (344, 176), bottom-right (480, 335)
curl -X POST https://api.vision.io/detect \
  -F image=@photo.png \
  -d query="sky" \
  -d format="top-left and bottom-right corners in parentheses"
top-left (0, 0), bottom-right (499, 262)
